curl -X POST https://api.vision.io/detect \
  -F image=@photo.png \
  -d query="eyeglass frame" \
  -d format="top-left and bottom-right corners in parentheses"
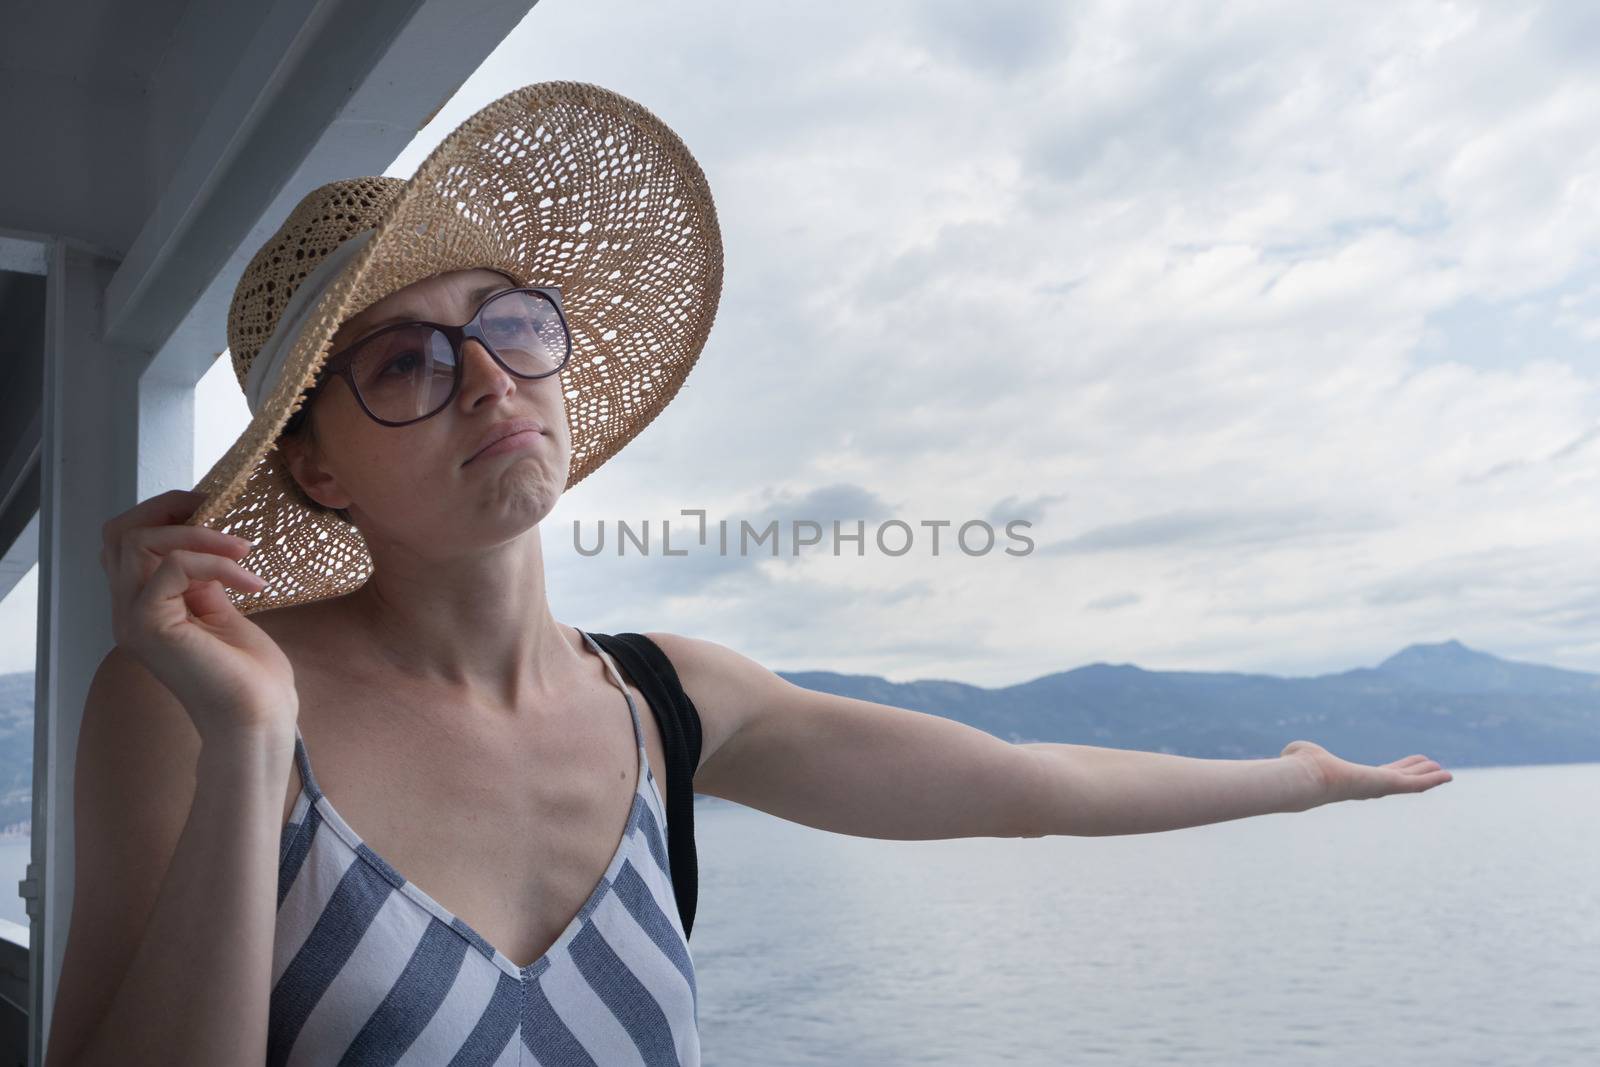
top-left (291, 284), bottom-right (573, 429)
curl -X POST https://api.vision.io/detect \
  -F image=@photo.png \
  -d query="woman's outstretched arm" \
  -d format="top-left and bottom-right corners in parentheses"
top-left (648, 631), bottom-right (1452, 840)
top-left (1017, 739), bottom-right (1451, 837)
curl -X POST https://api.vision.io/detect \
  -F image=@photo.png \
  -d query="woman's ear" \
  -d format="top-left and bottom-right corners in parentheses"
top-left (279, 414), bottom-right (354, 511)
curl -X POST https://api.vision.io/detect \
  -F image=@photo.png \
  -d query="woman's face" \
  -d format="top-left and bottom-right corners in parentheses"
top-left (280, 268), bottom-right (573, 549)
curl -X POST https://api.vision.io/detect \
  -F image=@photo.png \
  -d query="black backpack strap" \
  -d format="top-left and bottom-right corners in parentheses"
top-left (588, 630), bottom-right (701, 940)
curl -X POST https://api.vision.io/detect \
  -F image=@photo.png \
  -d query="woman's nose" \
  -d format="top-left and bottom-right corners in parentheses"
top-left (458, 337), bottom-right (516, 400)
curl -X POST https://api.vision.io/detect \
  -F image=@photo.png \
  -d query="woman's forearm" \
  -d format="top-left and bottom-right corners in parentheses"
top-left (1018, 741), bottom-right (1325, 837)
top-left (67, 733), bottom-right (290, 1067)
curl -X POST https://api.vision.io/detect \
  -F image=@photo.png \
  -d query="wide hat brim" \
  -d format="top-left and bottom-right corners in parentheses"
top-left (186, 81), bottom-right (723, 616)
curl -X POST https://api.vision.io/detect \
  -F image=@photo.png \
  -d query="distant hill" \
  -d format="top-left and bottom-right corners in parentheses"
top-left (1, 639), bottom-right (1595, 829)
top-left (775, 638), bottom-right (1600, 769)
top-left (1370, 638), bottom-right (1600, 695)
top-left (0, 673), bottom-right (33, 832)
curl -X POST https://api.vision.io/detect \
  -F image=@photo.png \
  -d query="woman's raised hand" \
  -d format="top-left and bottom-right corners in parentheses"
top-left (101, 488), bottom-right (299, 746)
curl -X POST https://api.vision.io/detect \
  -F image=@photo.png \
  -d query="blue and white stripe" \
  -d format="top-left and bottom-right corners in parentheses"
top-left (269, 629), bottom-right (699, 1066)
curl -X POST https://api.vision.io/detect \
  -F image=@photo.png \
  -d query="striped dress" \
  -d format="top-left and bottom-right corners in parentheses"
top-left (270, 628), bottom-right (700, 1065)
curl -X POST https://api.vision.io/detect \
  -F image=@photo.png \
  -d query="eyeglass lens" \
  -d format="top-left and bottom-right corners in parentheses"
top-left (348, 290), bottom-right (568, 422)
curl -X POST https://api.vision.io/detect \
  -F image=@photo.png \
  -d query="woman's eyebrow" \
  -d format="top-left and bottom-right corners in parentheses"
top-left (360, 282), bottom-right (511, 331)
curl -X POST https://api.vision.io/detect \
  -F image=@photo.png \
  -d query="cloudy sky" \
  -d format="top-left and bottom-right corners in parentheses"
top-left (6, 0), bottom-right (1600, 686)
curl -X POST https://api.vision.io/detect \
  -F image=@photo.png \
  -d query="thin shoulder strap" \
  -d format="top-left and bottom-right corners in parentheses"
top-left (587, 631), bottom-right (701, 940)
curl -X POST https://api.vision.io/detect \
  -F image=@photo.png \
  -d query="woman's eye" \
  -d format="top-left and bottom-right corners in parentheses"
top-left (381, 351), bottom-right (423, 376)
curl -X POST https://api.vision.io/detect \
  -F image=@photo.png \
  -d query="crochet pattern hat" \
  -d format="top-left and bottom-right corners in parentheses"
top-left (188, 81), bottom-right (723, 616)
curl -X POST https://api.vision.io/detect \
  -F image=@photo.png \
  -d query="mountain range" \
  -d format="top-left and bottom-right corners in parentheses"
top-left (1, 638), bottom-right (1595, 830)
top-left (775, 637), bottom-right (1600, 769)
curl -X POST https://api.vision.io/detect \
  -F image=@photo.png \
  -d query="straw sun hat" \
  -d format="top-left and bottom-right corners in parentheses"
top-left (186, 81), bottom-right (723, 616)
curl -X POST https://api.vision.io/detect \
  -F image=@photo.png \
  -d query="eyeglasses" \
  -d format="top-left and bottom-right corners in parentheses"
top-left (299, 286), bottom-right (572, 427)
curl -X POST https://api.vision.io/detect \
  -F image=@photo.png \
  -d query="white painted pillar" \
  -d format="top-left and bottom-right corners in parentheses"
top-left (29, 238), bottom-right (192, 1064)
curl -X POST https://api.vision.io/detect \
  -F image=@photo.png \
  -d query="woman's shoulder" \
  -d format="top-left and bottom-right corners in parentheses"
top-left (629, 630), bottom-right (766, 689)
top-left (601, 631), bottom-right (726, 702)
top-left (613, 631), bottom-right (791, 774)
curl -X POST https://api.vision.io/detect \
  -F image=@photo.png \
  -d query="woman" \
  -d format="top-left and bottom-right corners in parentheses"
top-left (50, 84), bottom-right (1452, 1067)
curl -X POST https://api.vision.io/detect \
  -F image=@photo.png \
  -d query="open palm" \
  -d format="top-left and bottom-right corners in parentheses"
top-left (1281, 739), bottom-right (1454, 803)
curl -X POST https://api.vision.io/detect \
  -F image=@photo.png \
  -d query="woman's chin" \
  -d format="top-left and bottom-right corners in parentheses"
top-left (475, 465), bottom-right (563, 522)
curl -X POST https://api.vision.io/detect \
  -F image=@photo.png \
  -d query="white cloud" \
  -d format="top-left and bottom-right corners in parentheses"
top-left (14, 0), bottom-right (1600, 689)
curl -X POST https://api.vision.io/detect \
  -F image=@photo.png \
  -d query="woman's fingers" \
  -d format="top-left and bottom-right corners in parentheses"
top-left (123, 522), bottom-right (254, 561)
top-left (109, 524), bottom-right (253, 603)
top-left (182, 572), bottom-right (241, 622)
top-left (132, 549), bottom-right (265, 617)
top-left (1388, 762), bottom-right (1452, 793)
top-left (100, 488), bottom-right (206, 548)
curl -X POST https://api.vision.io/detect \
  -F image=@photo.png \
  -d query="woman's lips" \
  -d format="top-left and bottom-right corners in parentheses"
top-left (465, 429), bottom-right (543, 464)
